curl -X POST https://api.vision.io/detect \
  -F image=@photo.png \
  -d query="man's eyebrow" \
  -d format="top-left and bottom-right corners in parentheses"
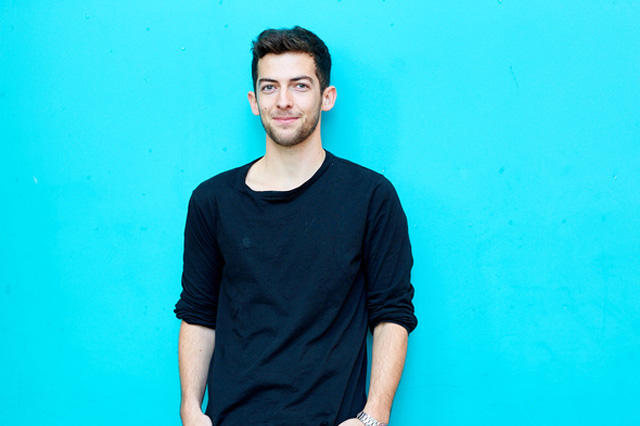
top-left (290, 75), bottom-right (314, 82)
top-left (258, 75), bottom-right (314, 85)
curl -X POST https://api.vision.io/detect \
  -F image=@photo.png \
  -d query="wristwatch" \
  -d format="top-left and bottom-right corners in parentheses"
top-left (356, 411), bottom-right (387, 426)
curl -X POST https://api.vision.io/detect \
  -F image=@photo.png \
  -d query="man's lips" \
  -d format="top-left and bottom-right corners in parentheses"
top-left (272, 116), bottom-right (299, 125)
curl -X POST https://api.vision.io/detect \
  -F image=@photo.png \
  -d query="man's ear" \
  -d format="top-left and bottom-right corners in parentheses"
top-left (248, 91), bottom-right (260, 116)
top-left (321, 86), bottom-right (337, 112)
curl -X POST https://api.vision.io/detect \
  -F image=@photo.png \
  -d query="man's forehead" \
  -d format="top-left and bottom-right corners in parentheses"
top-left (257, 52), bottom-right (318, 80)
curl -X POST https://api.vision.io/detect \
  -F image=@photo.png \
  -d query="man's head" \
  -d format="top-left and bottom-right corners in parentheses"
top-left (251, 26), bottom-right (331, 93)
top-left (248, 27), bottom-right (336, 148)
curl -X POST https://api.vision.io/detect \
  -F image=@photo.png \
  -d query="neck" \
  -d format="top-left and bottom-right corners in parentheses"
top-left (246, 134), bottom-right (326, 192)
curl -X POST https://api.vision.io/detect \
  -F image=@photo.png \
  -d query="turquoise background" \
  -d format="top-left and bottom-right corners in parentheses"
top-left (2, 1), bottom-right (639, 425)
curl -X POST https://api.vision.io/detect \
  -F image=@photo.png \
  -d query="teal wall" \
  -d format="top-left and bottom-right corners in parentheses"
top-left (2, 1), bottom-right (639, 425)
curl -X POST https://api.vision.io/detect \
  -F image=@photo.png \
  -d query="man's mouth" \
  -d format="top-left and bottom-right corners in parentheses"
top-left (272, 116), bottom-right (299, 125)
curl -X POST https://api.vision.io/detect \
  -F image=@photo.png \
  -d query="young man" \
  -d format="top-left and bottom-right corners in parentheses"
top-left (175, 26), bottom-right (417, 426)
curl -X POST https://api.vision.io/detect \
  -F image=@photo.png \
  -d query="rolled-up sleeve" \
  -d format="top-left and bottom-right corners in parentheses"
top-left (174, 190), bottom-right (223, 329)
top-left (362, 178), bottom-right (417, 334)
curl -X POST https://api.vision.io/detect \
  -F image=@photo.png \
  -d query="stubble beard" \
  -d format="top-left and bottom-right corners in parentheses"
top-left (261, 104), bottom-right (322, 148)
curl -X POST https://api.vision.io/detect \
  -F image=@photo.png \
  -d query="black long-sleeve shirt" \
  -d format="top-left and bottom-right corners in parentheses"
top-left (175, 151), bottom-right (417, 426)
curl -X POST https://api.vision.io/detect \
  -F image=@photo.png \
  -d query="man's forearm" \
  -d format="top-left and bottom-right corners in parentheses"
top-left (178, 320), bottom-right (216, 418)
top-left (363, 322), bottom-right (409, 424)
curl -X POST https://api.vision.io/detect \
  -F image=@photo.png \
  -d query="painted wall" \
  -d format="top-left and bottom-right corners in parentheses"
top-left (1, 1), bottom-right (639, 425)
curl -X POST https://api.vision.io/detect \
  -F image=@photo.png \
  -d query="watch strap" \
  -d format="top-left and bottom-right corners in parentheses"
top-left (356, 411), bottom-right (388, 426)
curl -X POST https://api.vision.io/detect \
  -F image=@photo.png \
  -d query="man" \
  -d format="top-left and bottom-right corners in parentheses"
top-left (175, 26), bottom-right (417, 426)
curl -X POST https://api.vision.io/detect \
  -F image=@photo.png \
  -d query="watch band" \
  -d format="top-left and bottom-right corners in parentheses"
top-left (356, 411), bottom-right (388, 426)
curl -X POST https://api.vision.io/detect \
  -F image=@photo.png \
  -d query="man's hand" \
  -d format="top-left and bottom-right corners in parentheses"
top-left (181, 410), bottom-right (213, 426)
top-left (337, 419), bottom-right (363, 426)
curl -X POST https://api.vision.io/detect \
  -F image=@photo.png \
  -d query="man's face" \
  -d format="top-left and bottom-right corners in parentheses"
top-left (249, 52), bottom-right (334, 147)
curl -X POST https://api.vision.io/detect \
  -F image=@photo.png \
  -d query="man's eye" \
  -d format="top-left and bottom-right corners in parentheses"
top-left (262, 85), bottom-right (275, 92)
top-left (295, 83), bottom-right (309, 90)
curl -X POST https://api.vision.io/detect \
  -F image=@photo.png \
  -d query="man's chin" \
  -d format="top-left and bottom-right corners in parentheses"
top-left (271, 137), bottom-right (305, 148)
top-left (263, 117), bottom-right (319, 148)
top-left (266, 129), bottom-right (306, 148)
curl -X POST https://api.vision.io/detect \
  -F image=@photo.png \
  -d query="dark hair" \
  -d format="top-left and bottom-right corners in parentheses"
top-left (251, 26), bottom-right (331, 92)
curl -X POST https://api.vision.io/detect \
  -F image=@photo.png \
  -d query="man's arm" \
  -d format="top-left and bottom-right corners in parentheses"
top-left (362, 322), bottom-right (409, 424)
top-left (178, 320), bottom-right (216, 426)
top-left (339, 321), bottom-right (409, 426)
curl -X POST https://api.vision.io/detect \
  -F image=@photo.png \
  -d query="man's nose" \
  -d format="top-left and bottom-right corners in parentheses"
top-left (276, 88), bottom-right (293, 109)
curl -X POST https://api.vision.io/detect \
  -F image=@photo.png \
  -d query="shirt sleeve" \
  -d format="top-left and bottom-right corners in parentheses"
top-left (362, 177), bottom-right (417, 333)
top-left (174, 189), bottom-right (223, 329)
